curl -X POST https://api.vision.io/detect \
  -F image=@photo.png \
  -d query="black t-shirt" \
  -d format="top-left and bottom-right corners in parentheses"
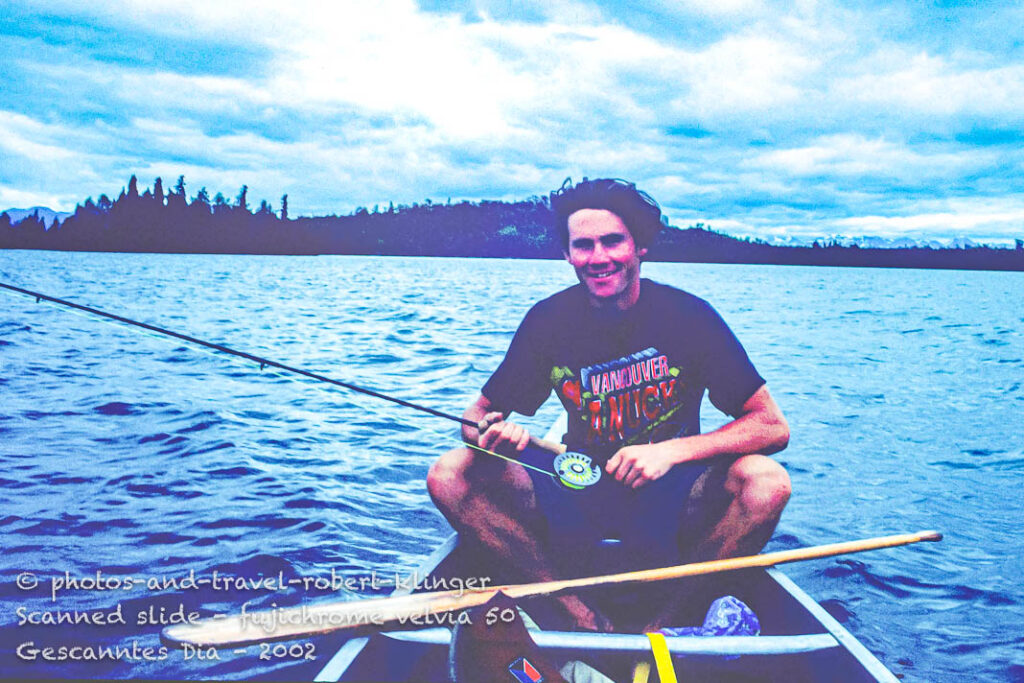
top-left (482, 279), bottom-right (765, 461)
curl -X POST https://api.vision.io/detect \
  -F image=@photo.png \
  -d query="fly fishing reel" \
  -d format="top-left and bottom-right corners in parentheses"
top-left (553, 451), bottom-right (602, 490)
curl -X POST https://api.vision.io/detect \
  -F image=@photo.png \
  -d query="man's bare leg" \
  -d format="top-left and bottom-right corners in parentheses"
top-left (427, 445), bottom-right (609, 631)
top-left (643, 454), bottom-right (791, 631)
top-left (690, 454), bottom-right (791, 560)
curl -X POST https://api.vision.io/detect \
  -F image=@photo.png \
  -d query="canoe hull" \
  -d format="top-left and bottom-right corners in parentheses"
top-left (314, 534), bottom-right (897, 682)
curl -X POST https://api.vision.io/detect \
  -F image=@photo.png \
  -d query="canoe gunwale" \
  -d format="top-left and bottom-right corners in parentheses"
top-left (382, 628), bottom-right (841, 656)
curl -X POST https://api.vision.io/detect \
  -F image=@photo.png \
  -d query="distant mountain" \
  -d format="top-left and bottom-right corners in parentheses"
top-left (757, 234), bottom-right (995, 249)
top-left (2, 207), bottom-right (71, 229)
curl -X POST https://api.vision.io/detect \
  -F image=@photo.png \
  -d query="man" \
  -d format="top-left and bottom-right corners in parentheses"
top-left (427, 178), bottom-right (790, 633)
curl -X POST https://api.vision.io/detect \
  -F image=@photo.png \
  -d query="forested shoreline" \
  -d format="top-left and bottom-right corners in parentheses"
top-left (3, 175), bottom-right (1022, 271)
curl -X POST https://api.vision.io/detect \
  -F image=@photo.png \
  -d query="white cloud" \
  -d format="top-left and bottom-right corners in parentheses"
top-left (725, 195), bottom-right (1024, 243)
top-left (474, 0), bottom-right (606, 25)
top-left (0, 110), bottom-right (108, 208)
top-left (833, 210), bottom-right (1024, 236)
top-left (270, 7), bottom-right (536, 139)
top-left (628, 0), bottom-right (765, 23)
top-left (0, 186), bottom-right (68, 210)
top-left (748, 134), bottom-right (993, 179)
top-left (836, 50), bottom-right (1024, 119)
top-left (28, 0), bottom-right (288, 45)
top-left (828, 193), bottom-right (1024, 241)
top-left (680, 34), bottom-right (818, 116)
top-left (0, 111), bottom-right (78, 162)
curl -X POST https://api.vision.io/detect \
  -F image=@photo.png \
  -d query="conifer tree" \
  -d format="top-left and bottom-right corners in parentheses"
top-left (213, 192), bottom-right (228, 215)
top-left (168, 175), bottom-right (187, 208)
top-left (194, 187), bottom-right (211, 207)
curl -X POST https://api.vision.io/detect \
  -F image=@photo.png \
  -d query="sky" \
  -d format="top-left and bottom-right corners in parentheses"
top-left (2, 0), bottom-right (1023, 244)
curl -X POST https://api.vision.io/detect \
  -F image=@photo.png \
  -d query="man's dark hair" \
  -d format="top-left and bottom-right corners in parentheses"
top-left (549, 177), bottom-right (665, 251)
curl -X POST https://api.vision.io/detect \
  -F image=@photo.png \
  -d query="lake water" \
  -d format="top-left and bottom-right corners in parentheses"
top-left (0, 251), bottom-right (1021, 681)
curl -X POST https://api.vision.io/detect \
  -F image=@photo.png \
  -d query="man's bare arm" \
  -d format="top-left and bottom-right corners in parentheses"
top-left (461, 393), bottom-right (532, 455)
top-left (607, 385), bottom-right (789, 488)
top-left (677, 384), bottom-right (790, 459)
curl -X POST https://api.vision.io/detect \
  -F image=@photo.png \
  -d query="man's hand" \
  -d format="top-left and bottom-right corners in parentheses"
top-left (477, 411), bottom-right (531, 455)
top-left (606, 440), bottom-right (686, 489)
top-left (556, 595), bottom-right (614, 632)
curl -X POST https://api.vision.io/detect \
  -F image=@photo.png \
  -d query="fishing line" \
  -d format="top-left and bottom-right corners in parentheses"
top-left (0, 281), bottom-right (558, 478)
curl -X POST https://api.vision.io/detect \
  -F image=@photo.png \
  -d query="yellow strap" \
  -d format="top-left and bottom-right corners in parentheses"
top-left (631, 660), bottom-right (651, 683)
top-left (645, 632), bottom-right (678, 683)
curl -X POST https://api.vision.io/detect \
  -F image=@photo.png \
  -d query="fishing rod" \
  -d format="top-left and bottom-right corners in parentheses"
top-left (0, 281), bottom-right (598, 488)
top-left (1, 281), bottom-right (476, 427)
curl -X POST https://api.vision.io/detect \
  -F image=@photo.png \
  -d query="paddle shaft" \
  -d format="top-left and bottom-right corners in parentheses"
top-left (161, 530), bottom-right (941, 648)
top-left (504, 530), bottom-right (943, 600)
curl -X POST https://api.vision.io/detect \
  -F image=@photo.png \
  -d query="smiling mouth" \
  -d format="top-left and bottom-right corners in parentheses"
top-left (586, 269), bottom-right (620, 280)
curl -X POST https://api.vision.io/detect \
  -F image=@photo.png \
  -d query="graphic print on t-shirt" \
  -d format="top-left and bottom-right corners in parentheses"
top-left (550, 346), bottom-right (687, 450)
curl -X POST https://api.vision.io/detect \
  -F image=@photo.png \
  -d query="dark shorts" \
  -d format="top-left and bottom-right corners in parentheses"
top-left (521, 446), bottom-right (713, 577)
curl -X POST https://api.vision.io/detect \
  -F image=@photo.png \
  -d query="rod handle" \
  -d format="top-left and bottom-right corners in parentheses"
top-left (527, 434), bottom-right (567, 455)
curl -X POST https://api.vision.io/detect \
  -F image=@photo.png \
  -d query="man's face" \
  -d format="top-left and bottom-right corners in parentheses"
top-left (564, 209), bottom-right (646, 309)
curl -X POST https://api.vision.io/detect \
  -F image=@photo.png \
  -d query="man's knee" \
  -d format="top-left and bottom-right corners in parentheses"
top-left (725, 455), bottom-right (791, 520)
top-left (427, 447), bottom-right (472, 509)
top-left (427, 447), bottom-right (530, 506)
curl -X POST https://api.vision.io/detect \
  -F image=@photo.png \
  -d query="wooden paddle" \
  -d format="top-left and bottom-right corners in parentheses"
top-left (161, 530), bottom-right (940, 648)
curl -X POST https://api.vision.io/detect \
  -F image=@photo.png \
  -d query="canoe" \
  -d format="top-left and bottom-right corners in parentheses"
top-left (312, 537), bottom-right (898, 682)
top-left (313, 422), bottom-right (899, 682)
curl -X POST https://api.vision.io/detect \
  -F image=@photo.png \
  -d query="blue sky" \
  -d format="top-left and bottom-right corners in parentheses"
top-left (2, 0), bottom-right (1023, 243)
